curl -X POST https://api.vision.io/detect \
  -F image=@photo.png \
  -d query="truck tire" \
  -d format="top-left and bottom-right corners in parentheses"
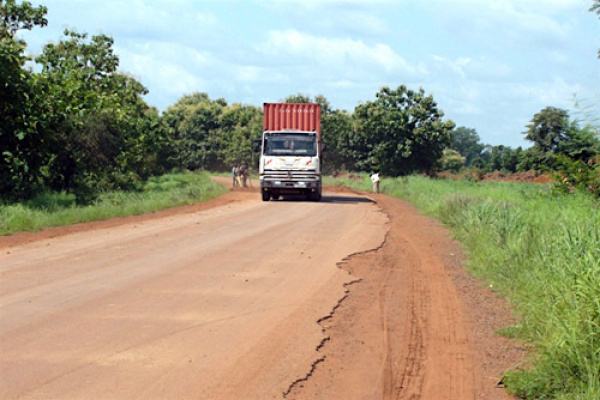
top-left (262, 192), bottom-right (271, 202)
top-left (308, 192), bottom-right (321, 202)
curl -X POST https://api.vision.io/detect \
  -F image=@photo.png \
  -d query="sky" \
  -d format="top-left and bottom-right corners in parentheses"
top-left (19, 0), bottom-right (600, 148)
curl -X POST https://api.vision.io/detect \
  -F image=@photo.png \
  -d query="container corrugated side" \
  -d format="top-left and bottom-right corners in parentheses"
top-left (263, 103), bottom-right (321, 140)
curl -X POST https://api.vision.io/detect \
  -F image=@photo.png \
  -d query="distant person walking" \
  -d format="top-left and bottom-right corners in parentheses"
top-left (370, 172), bottom-right (380, 194)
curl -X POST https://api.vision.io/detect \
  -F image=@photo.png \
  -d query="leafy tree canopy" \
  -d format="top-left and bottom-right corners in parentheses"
top-left (354, 85), bottom-right (455, 176)
top-left (1, 0), bottom-right (48, 198)
top-left (449, 126), bottom-right (485, 166)
top-left (525, 106), bottom-right (570, 153)
top-left (1, 0), bottom-right (47, 39)
top-left (440, 149), bottom-right (466, 172)
top-left (164, 92), bottom-right (261, 171)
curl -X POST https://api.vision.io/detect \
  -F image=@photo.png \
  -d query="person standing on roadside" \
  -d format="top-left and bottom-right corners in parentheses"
top-left (234, 165), bottom-right (242, 188)
top-left (232, 165), bottom-right (237, 188)
top-left (240, 163), bottom-right (248, 188)
top-left (370, 172), bottom-right (380, 194)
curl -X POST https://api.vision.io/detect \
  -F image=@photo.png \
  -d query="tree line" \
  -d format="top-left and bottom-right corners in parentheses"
top-left (443, 106), bottom-right (600, 195)
top-left (2, 0), bottom-right (599, 203)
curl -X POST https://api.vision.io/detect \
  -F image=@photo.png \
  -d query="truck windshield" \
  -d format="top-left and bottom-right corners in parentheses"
top-left (264, 134), bottom-right (317, 157)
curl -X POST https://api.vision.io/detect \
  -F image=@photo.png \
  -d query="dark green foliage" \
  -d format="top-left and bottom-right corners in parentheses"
top-left (524, 106), bottom-right (600, 196)
top-left (1, 0), bottom-right (48, 198)
top-left (163, 93), bottom-right (261, 172)
top-left (556, 125), bottom-right (600, 161)
top-left (0, 0), bottom-right (47, 38)
top-left (552, 154), bottom-right (600, 196)
top-left (353, 85), bottom-right (455, 176)
top-left (450, 127), bottom-right (485, 166)
top-left (1, 8), bottom-right (172, 203)
top-left (282, 93), bottom-right (313, 104)
top-left (32, 30), bottom-right (168, 202)
top-left (484, 145), bottom-right (523, 173)
top-left (525, 107), bottom-right (570, 154)
top-left (322, 110), bottom-right (354, 173)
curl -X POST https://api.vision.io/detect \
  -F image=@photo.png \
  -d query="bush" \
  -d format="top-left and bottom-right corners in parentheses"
top-left (552, 155), bottom-right (600, 196)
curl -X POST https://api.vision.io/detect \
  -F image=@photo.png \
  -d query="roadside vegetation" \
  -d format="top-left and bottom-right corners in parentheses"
top-left (327, 174), bottom-right (600, 400)
top-left (0, 171), bottom-right (226, 236)
top-left (3, 0), bottom-right (598, 205)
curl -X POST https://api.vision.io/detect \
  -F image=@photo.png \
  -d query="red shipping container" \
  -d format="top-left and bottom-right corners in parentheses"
top-left (263, 103), bottom-right (321, 141)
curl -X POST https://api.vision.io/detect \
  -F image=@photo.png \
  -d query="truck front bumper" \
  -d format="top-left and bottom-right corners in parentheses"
top-left (260, 173), bottom-right (321, 194)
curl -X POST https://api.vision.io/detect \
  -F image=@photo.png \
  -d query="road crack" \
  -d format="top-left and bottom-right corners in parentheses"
top-left (283, 205), bottom-right (392, 399)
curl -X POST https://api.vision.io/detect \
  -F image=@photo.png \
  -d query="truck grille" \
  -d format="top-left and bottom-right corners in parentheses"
top-left (263, 170), bottom-right (320, 181)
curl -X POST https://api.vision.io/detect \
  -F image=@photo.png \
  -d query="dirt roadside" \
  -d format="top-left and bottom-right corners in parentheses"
top-left (0, 181), bottom-right (523, 399)
top-left (287, 190), bottom-right (523, 399)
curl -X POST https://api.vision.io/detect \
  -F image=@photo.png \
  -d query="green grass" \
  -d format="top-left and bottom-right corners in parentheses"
top-left (326, 174), bottom-right (600, 400)
top-left (0, 171), bottom-right (227, 236)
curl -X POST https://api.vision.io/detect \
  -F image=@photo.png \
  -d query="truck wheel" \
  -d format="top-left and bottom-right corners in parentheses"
top-left (308, 192), bottom-right (321, 202)
top-left (262, 192), bottom-right (271, 202)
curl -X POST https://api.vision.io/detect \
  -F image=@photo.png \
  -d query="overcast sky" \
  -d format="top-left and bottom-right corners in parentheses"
top-left (20, 0), bottom-right (600, 148)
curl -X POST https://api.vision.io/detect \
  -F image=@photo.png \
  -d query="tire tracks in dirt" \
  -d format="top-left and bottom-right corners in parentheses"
top-left (287, 193), bottom-right (522, 400)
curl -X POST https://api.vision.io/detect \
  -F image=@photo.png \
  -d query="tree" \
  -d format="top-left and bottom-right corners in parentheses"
top-left (34, 29), bottom-right (163, 201)
top-left (440, 149), bottom-right (466, 172)
top-left (525, 107), bottom-right (570, 153)
top-left (557, 125), bottom-right (600, 162)
top-left (163, 93), bottom-right (225, 171)
top-left (0, 0), bottom-right (48, 198)
top-left (353, 85), bottom-right (455, 176)
top-left (1, 0), bottom-right (47, 38)
top-left (449, 127), bottom-right (485, 166)
top-left (215, 103), bottom-right (262, 170)
top-left (322, 109), bottom-right (354, 173)
top-left (282, 93), bottom-right (312, 104)
top-left (164, 93), bottom-right (262, 172)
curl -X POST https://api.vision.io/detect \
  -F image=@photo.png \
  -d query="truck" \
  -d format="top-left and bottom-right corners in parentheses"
top-left (256, 103), bottom-right (323, 202)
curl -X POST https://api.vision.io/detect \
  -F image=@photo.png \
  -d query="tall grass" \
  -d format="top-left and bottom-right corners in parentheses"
top-left (327, 174), bottom-right (600, 399)
top-left (0, 171), bottom-right (227, 236)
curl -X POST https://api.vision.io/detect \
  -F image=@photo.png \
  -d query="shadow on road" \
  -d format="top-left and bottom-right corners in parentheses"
top-left (321, 195), bottom-right (374, 204)
top-left (271, 195), bottom-right (374, 204)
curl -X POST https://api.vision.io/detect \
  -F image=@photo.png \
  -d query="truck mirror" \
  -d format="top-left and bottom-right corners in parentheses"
top-left (252, 138), bottom-right (261, 152)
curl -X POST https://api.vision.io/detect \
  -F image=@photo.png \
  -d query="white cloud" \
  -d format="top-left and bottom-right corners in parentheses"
top-left (115, 42), bottom-right (212, 98)
top-left (257, 30), bottom-right (427, 78)
top-left (41, 0), bottom-right (218, 46)
top-left (426, 0), bottom-right (576, 50)
top-left (327, 80), bottom-right (357, 89)
top-left (259, 0), bottom-right (395, 37)
top-left (509, 77), bottom-right (586, 107)
top-left (433, 55), bottom-right (512, 81)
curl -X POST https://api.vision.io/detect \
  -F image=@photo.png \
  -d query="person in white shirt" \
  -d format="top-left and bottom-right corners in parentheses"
top-left (370, 173), bottom-right (380, 194)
